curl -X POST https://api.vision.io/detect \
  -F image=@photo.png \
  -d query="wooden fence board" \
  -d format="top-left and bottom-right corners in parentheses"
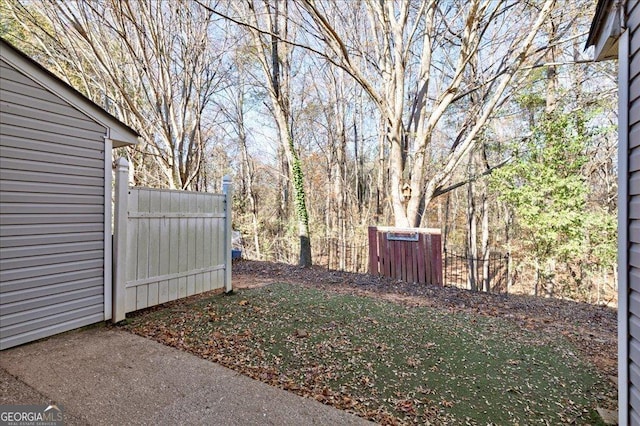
top-left (416, 234), bottom-right (425, 282)
top-left (389, 238), bottom-right (395, 278)
top-left (378, 231), bottom-right (384, 275)
top-left (424, 235), bottom-right (432, 285)
top-left (387, 237), bottom-right (393, 277)
top-left (368, 227), bottom-right (378, 274)
top-left (402, 241), bottom-right (408, 280)
top-left (433, 234), bottom-right (443, 285)
top-left (368, 227), bottom-right (442, 286)
top-left (411, 239), bottom-right (418, 282)
top-left (398, 241), bottom-right (404, 280)
top-left (392, 237), bottom-right (397, 278)
top-left (387, 240), bottom-right (402, 280)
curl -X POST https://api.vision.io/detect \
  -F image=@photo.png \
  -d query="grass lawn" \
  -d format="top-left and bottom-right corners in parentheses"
top-left (122, 282), bottom-right (611, 425)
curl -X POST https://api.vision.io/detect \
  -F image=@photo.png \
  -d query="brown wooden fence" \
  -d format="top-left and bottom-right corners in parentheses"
top-left (368, 226), bottom-right (442, 285)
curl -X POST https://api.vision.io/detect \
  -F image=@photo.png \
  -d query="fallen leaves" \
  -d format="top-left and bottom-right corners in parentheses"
top-left (233, 260), bottom-right (617, 381)
top-left (120, 261), bottom-right (618, 425)
top-left (294, 329), bottom-right (309, 338)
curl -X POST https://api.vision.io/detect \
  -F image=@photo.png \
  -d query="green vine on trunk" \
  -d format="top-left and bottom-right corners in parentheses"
top-left (289, 137), bottom-right (309, 227)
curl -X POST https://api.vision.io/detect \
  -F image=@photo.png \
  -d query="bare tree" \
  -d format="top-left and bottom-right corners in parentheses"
top-left (297, 0), bottom-right (555, 227)
top-left (221, 72), bottom-right (262, 259)
top-left (227, 0), bottom-right (313, 266)
top-left (6, 0), bottom-right (230, 189)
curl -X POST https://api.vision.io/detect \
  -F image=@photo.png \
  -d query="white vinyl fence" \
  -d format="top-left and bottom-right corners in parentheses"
top-left (112, 158), bottom-right (232, 322)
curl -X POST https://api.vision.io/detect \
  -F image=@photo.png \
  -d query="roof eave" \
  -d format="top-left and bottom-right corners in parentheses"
top-left (586, 0), bottom-right (622, 61)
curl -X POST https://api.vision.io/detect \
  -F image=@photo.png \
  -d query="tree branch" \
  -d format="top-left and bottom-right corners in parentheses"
top-left (433, 157), bottom-right (511, 198)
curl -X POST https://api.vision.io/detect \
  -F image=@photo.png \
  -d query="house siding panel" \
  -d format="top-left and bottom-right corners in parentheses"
top-left (1, 292), bottom-right (104, 325)
top-left (633, 384), bottom-right (640, 419)
top-left (0, 180), bottom-right (103, 197)
top-left (0, 56), bottom-right (107, 349)
top-left (0, 80), bottom-right (102, 123)
top-left (633, 221), bottom-right (640, 243)
top-left (631, 335), bottom-right (640, 366)
top-left (628, 1), bottom-right (640, 422)
top-left (633, 361), bottom-right (640, 387)
top-left (0, 157), bottom-right (103, 178)
top-left (1, 133), bottom-right (104, 160)
top-left (1, 241), bottom-right (103, 261)
top-left (1, 276), bottom-right (101, 305)
top-left (631, 1), bottom-right (640, 30)
top-left (0, 258), bottom-right (104, 284)
top-left (0, 112), bottom-right (107, 142)
top-left (1, 249), bottom-right (103, 271)
top-left (1, 144), bottom-right (104, 169)
top-left (1, 168), bottom-right (103, 187)
top-left (0, 222), bottom-right (103, 238)
top-left (632, 94), bottom-right (640, 125)
top-left (631, 124), bottom-right (640, 148)
top-left (0, 61), bottom-right (50, 91)
top-left (0, 305), bottom-right (104, 346)
top-left (632, 53), bottom-right (640, 81)
top-left (1, 268), bottom-right (103, 294)
top-left (0, 213), bottom-right (103, 226)
top-left (633, 1), bottom-right (640, 58)
top-left (631, 171), bottom-right (640, 195)
top-left (0, 313), bottom-right (104, 349)
top-left (0, 77), bottom-right (67, 107)
top-left (2, 122), bottom-right (105, 151)
top-left (0, 102), bottom-right (105, 133)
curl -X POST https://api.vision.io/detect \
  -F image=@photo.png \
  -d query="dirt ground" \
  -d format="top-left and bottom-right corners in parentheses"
top-left (232, 260), bottom-right (618, 387)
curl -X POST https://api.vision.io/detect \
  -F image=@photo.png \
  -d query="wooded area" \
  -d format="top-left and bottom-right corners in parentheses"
top-left (0, 0), bottom-right (618, 304)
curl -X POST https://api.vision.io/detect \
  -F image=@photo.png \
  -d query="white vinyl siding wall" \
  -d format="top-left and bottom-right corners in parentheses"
top-left (0, 58), bottom-right (107, 349)
top-left (627, 1), bottom-right (640, 423)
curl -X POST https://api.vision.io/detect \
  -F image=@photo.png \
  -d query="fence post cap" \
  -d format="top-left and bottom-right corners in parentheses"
top-left (115, 157), bottom-right (129, 168)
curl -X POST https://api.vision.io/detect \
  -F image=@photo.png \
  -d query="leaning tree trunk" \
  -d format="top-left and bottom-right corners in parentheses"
top-left (479, 145), bottom-right (491, 292)
top-left (466, 153), bottom-right (478, 291)
top-left (480, 188), bottom-right (490, 292)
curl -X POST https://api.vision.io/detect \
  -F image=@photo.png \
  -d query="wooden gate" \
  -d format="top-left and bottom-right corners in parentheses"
top-left (368, 226), bottom-right (442, 285)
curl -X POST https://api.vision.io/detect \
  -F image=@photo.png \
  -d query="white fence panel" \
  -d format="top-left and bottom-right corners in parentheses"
top-left (112, 158), bottom-right (232, 321)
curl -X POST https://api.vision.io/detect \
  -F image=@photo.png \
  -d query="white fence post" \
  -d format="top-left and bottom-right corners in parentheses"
top-left (222, 175), bottom-right (233, 293)
top-left (112, 158), bottom-right (129, 322)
